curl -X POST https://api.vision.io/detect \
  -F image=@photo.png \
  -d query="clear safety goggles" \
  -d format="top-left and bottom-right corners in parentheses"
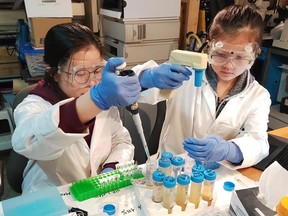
top-left (208, 40), bottom-right (259, 70)
top-left (58, 60), bottom-right (107, 88)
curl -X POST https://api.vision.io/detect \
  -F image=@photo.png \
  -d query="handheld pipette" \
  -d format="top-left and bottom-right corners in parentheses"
top-left (160, 50), bottom-right (208, 99)
top-left (115, 64), bottom-right (151, 161)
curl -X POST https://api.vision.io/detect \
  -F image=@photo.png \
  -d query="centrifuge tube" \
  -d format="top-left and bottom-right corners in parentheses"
top-left (161, 151), bottom-right (173, 160)
top-left (162, 176), bottom-right (176, 214)
top-left (152, 170), bottom-right (166, 203)
top-left (175, 174), bottom-right (190, 211)
top-left (171, 156), bottom-right (185, 177)
top-left (202, 169), bottom-right (217, 206)
top-left (189, 172), bottom-right (204, 209)
top-left (145, 159), bottom-right (157, 187)
top-left (158, 157), bottom-right (171, 176)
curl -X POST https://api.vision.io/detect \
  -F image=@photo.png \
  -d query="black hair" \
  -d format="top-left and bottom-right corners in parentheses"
top-left (43, 22), bottom-right (103, 86)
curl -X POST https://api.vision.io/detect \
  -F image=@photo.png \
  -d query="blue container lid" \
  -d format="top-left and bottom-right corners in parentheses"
top-left (158, 157), bottom-right (171, 168)
top-left (203, 169), bottom-right (216, 181)
top-left (163, 176), bottom-right (176, 188)
top-left (171, 156), bottom-right (185, 166)
top-left (103, 204), bottom-right (116, 215)
top-left (191, 172), bottom-right (204, 183)
top-left (177, 174), bottom-right (190, 186)
top-left (161, 152), bottom-right (173, 160)
top-left (223, 181), bottom-right (235, 191)
top-left (192, 163), bottom-right (205, 173)
top-left (152, 170), bottom-right (166, 182)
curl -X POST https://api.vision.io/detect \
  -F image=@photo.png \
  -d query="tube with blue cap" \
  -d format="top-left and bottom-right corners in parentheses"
top-left (169, 50), bottom-right (208, 87)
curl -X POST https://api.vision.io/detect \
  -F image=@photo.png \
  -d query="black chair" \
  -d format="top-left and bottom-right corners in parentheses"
top-left (6, 84), bottom-right (36, 194)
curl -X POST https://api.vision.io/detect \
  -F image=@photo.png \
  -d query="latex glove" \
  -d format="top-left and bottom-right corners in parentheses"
top-left (183, 135), bottom-right (243, 163)
top-left (90, 57), bottom-right (141, 110)
top-left (139, 63), bottom-right (192, 89)
top-left (101, 167), bottom-right (114, 174)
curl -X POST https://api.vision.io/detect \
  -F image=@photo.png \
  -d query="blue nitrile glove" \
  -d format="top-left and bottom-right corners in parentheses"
top-left (101, 167), bottom-right (114, 174)
top-left (183, 135), bottom-right (243, 163)
top-left (90, 57), bottom-right (141, 110)
top-left (139, 63), bottom-right (192, 89)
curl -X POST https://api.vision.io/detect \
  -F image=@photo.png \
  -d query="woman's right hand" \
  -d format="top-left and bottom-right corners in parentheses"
top-left (90, 57), bottom-right (141, 110)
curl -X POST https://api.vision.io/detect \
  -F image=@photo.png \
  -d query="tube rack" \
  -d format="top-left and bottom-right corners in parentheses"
top-left (70, 160), bottom-right (145, 201)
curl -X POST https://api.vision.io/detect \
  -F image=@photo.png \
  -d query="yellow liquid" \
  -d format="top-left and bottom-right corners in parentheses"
top-left (189, 182), bottom-right (202, 208)
top-left (162, 188), bottom-right (176, 209)
top-left (176, 185), bottom-right (188, 206)
top-left (202, 180), bottom-right (215, 203)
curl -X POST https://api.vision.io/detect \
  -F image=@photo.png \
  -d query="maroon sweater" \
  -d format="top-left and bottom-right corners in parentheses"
top-left (29, 81), bottom-right (118, 169)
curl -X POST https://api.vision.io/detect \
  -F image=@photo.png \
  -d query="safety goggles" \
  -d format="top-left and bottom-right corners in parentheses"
top-left (58, 60), bottom-right (106, 88)
top-left (208, 40), bottom-right (258, 70)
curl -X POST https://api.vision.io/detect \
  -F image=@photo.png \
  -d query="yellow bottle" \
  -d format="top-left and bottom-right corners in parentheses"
top-left (202, 169), bottom-right (216, 206)
top-left (277, 196), bottom-right (288, 216)
top-left (175, 174), bottom-right (190, 211)
top-left (162, 176), bottom-right (176, 214)
top-left (189, 172), bottom-right (204, 209)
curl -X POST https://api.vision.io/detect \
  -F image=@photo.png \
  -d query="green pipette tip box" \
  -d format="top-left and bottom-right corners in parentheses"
top-left (70, 167), bottom-right (145, 201)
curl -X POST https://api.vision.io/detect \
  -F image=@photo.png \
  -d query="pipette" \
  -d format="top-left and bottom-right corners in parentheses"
top-left (115, 64), bottom-right (151, 161)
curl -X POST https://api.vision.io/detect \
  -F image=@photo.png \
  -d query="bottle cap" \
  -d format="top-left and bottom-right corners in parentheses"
top-left (192, 163), bottom-right (205, 173)
top-left (158, 157), bottom-right (171, 168)
top-left (103, 204), bottom-right (116, 215)
top-left (171, 156), bottom-right (185, 166)
top-left (177, 174), bottom-right (190, 186)
top-left (191, 172), bottom-right (204, 183)
top-left (163, 176), bottom-right (176, 188)
top-left (152, 170), bottom-right (166, 182)
top-left (203, 169), bottom-right (216, 181)
top-left (161, 151), bottom-right (173, 160)
top-left (277, 196), bottom-right (288, 216)
top-left (223, 181), bottom-right (235, 191)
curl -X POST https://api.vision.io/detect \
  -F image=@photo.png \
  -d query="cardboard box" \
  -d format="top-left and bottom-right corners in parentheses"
top-left (24, 0), bottom-right (72, 18)
top-left (29, 17), bottom-right (72, 48)
top-left (0, 47), bottom-right (20, 77)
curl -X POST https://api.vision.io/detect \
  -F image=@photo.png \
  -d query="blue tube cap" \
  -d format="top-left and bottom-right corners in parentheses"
top-left (103, 204), bottom-right (116, 215)
top-left (223, 181), bottom-right (235, 191)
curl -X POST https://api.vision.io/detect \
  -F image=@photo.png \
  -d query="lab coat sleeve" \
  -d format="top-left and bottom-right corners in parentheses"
top-left (102, 107), bottom-right (134, 165)
top-left (221, 86), bottom-right (271, 170)
top-left (12, 95), bottom-right (89, 160)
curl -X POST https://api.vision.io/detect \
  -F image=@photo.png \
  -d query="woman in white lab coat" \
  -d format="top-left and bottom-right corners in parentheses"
top-left (12, 23), bottom-right (142, 193)
top-left (12, 22), bottom-right (191, 193)
top-left (136, 5), bottom-right (271, 169)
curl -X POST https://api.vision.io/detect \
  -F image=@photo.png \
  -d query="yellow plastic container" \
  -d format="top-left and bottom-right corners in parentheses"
top-left (277, 196), bottom-right (288, 216)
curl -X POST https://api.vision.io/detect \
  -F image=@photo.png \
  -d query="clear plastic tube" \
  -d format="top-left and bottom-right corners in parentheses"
top-left (175, 174), bottom-right (190, 211)
top-left (189, 172), bottom-right (204, 209)
top-left (202, 169), bottom-right (217, 206)
top-left (162, 176), bottom-right (176, 214)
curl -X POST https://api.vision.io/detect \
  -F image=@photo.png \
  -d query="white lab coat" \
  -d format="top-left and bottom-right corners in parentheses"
top-left (135, 60), bottom-right (271, 170)
top-left (12, 96), bottom-right (134, 193)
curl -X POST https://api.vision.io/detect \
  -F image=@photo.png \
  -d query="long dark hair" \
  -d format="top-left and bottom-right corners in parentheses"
top-left (208, 5), bottom-right (263, 44)
top-left (43, 22), bottom-right (103, 87)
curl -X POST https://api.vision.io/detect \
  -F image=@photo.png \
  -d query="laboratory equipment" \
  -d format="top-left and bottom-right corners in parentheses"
top-left (158, 157), bottom-right (172, 176)
top-left (192, 163), bottom-right (205, 173)
top-left (171, 156), bottom-right (185, 177)
top-left (145, 159), bottom-right (157, 187)
top-left (175, 174), bottom-right (190, 211)
top-left (202, 169), bottom-right (217, 206)
top-left (183, 153), bottom-right (195, 176)
top-left (161, 151), bottom-right (174, 160)
top-left (152, 170), bottom-right (166, 203)
top-left (162, 176), bottom-right (177, 214)
top-left (169, 49), bottom-right (208, 87)
top-left (189, 172), bottom-right (204, 209)
top-left (116, 64), bottom-right (151, 161)
top-left (69, 160), bottom-right (145, 201)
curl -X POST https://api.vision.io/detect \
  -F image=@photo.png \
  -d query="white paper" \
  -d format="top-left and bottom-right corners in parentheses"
top-left (258, 161), bottom-right (288, 210)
